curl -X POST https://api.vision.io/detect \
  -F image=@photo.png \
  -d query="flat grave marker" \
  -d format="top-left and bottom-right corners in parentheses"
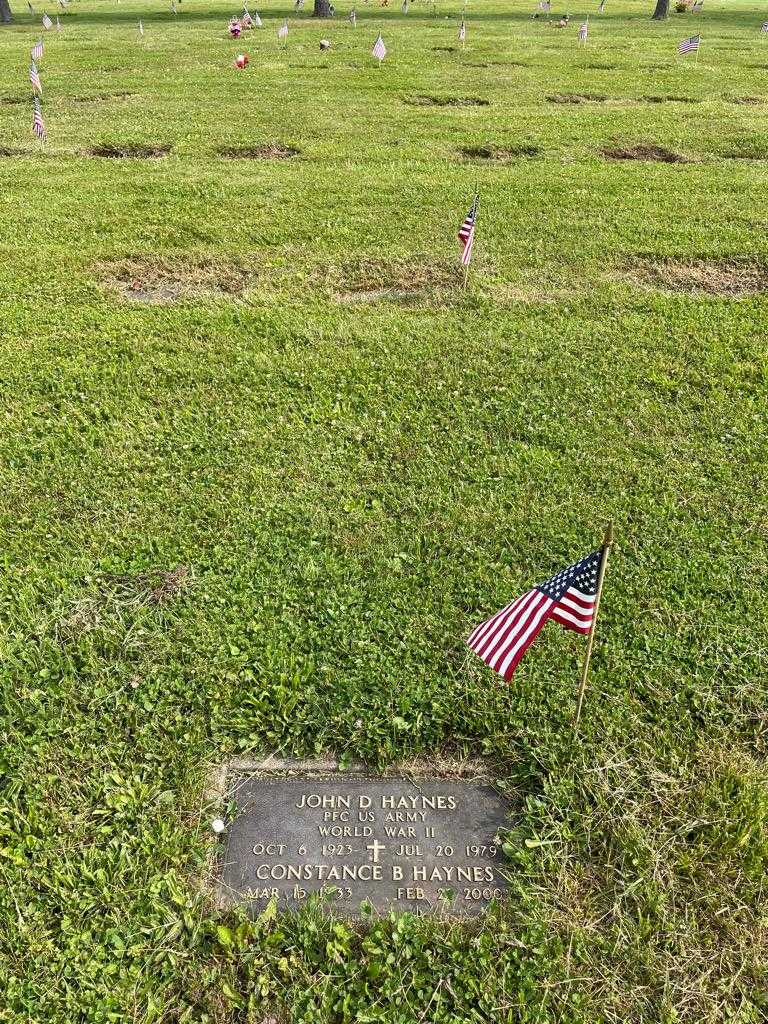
top-left (216, 763), bottom-right (511, 918)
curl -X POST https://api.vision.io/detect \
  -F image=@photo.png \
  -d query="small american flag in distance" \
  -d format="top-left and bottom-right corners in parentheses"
top-left (678, 34), bottom-right (700, 53)
top-left (31, 40), bottom-right (44, 61)
top-left (578, 20), bottom-right (588, 41)
top-left (372, 33), bottom-right (386, 60)
top-left (42, 12), bottom-right (52, 28)
top-left (458, 193), bottom-right (478, 267)
top-left (278, 18), bottom-right (288, 38)
top-left (761, 20), bottom-right (768, 32)
top-left (459, 19), bottom-right (466, 42)
top-left (32, 95), bottom-right (46, 139)
top-left (29, 60), bottom-right (42, 94)
top-left (467, 550), bottom-right (601, 682)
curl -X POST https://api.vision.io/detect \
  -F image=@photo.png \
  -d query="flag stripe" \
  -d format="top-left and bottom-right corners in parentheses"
top-left (477, 591), bottom-right (543, 664)
top-left (467, 593), bottom-right (527, 649)
top-left (496, 595), bottom-right (555, 678)
top-left (469, 591), bottom-right (534, 660)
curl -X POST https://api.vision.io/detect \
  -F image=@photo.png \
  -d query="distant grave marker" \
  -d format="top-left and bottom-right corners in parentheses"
top-left (215, 761), bottom-right (511, 918)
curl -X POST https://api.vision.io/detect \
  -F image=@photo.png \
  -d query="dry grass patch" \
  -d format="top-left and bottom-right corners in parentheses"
top-left (56, 566), bottom-right (194, 643)
top-left (624, 257), bottom-right (768, 297)
top-left (87, 142), bottom-right (171, 159)
top-left (73, 92), bottom-right (136, 103)
top-left (0, 146), bottom-right (29, 157)
top-left (405, 94), bottom-right (490, 107)
top-left (216, 142), bottom-right (300, 159)
top-left (602, 143), bottom-right (689, 163)
top-left (642, 94), bottom-right (699, 103)
top-left (320, 256), bottom-right (463, 304)
top-left (98, 256), bottom-right (257, 304)
top-left (726, 95), bottom-right (763, 105)
top-left (547, 92), bottom-right (607, 103)
top-left (460, 144), bottom-right (540, 160)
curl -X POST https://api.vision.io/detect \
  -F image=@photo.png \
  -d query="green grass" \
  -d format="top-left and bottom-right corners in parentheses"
top-left (1, 0), bottom-right (767, 1020)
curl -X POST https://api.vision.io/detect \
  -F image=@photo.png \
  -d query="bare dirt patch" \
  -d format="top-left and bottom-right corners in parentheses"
top-left (73, 91), bottom-right (136, 103)
top-left (405, 94), bottom-right (490, 107)
top-left (624, 258), bottom-right (768, 297)
top-left (547, 93), bottom-right (607, 103)
top-left (98, 257), bottom-right (256, 304)
top-left (320, 257), bottom-right (463, 304)
top-left (466, 60), bottom-right (529, 68)
top-left (602, 143), bottom-right (688, 163)
top-left (216, 143), bottom-right (300, 159)
top-left (642, 94), bottom-right (699, 103)
top-left (87, 143), bottom-right (171, 159)
top-left (460, 144), bottom-right (540, 160)
top-left (432, 45), bottom-right (457, 52)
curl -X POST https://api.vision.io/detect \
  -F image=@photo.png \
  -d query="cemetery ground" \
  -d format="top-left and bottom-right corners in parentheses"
top-left (1, 0), bottom-right (767, 1021)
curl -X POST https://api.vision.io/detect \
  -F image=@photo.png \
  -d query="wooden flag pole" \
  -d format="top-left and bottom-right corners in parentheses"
top-left (573, 521), bottom-right (614, 731)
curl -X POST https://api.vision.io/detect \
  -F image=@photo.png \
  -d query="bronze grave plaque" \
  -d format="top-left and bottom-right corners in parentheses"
top-left (216, 766), bottom-right (510, 918)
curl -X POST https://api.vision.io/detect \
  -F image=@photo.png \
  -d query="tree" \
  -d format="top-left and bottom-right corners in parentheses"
top-left (0, 0), bottom-right (12, 25)
top-left (651, 0), bottom-right (669, 19)
top-left (314, 0), bottom-right (332, 16)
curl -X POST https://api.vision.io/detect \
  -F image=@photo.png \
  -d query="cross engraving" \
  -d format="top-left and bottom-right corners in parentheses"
top-left (366, 839), bottom-right (386, 863)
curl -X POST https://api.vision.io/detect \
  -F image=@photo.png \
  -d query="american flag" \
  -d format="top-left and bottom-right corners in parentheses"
top-left (467, 550), bottom-right (601, 682)
top-left (253, 11), bottom-right (262, 26)
top-left (538, 1), bottom-right (550, 10)
top-left (678, 34), bottom-right (700, 53)
top-left (55, 14), bottom-right (61, 30)
top-left (138, 18), bottom-right (144, 34)
top-left (458, 193), bottom-right (478, 267)
top-left (242, 11), bottom-right (253, 27)
top-left (597, 0), bottom-right (606, 10)
top-left (29, 60), bottom-right (42, 94)
top-left (458, 19), bottom-right (466, 42)
top-left (294, 0), bottom-right (303, 9)
top-left (372, 33), bottom-right (386, 61)
top-left (32, 95), bottom-right (45, 139)
top-left (349, 9), bottom-right (356, 26)
top-left (402, 0), bottom-right (408, 12)
top-left (578, 20), bottom-right (588, 41)
top-left (31, 40), bottom-right (44, 60)
top-left (42, 12), bottom-right (52, 28)
top-left (692, 0), bottom-right (702, 10)
top-left (762, 20), bottom-right (768, 32)
top-left (278, 17), bottom-right (288, 39)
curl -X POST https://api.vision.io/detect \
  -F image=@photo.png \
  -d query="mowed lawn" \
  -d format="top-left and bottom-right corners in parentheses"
top-left (1, 0), bottom-right (767, 1020)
